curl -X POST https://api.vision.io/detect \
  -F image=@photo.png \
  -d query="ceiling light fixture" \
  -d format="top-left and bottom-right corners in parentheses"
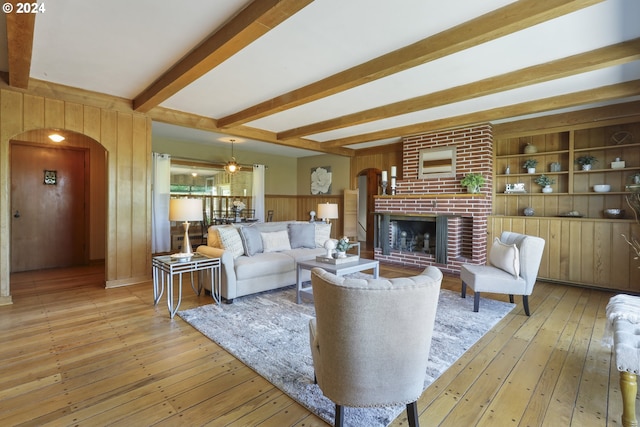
top-left (225, 139), bottom-right (240, 174)
top-left (48, 133), bottom-right (65, 142)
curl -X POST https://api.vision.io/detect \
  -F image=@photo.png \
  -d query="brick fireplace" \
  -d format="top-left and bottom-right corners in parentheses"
top-left (373, 124), bottom-right (493, 275)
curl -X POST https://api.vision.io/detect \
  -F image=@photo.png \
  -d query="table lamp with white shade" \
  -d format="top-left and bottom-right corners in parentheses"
top-left (318, 202), bottom-right (339, 257)
top-left (317, 202), bottom-right (338, 224)
top-left (169, 198), bottom-right (203, 258)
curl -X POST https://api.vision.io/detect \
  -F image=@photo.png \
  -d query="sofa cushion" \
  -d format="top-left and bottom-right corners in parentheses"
top-left (288, 223), bottom-right (316, 249)
top-left (314, 222), bottom-right (332, 248)
top-left (282, 247), bottom-right (326, 263)
top-left (489, 237), bottom-right (520, 278)
top-left (234, 252), bottom-right (295, 280)
top-left (217, 226), bottom-right (245, 259)
top-left (261, 230), bottom-right (292, 252)
top-left (239, 225), bottom-right (263, 256)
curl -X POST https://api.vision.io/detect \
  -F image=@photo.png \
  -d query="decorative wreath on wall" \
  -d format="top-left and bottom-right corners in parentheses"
top-left (610, 131), bottom-right (633, 145)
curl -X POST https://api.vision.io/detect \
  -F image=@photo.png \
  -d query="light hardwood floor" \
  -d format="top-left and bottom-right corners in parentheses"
top-left (0, 260), bottom-right (634, 426)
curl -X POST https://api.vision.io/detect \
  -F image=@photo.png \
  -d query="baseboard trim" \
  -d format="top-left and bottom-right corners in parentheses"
top-left (106, 274), bottom-right (151, 288)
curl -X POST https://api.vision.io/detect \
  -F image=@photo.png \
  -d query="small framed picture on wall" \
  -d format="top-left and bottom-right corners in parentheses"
top-left (418, 146), bottom-right (457, 179)
top-left (311, 166), bottom-right (332, 195)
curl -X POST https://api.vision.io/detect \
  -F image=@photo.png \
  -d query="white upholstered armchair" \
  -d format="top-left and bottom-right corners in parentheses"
top-left (309, 266), bottom-right (443, 427)
top-left (460, 231), bottom-right (545, 316)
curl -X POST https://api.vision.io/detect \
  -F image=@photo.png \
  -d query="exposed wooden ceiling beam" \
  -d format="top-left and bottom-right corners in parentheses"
top-left (217, 0), bottom-right (603, 128)
top-left (322, 80), bottom-right (640, 147)
top-left (493, 100), bottom-right (640, 138)
top-left (278, 39), bottom-right (640, 140)
top-left (132, 0), bottom-right (314, 113)
top-left (147, 107), bottom-right (355, 157)
top-left (5, 1), bottom-right (36, 89)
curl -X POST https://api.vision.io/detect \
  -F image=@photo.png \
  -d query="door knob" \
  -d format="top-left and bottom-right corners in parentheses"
top-left (13, 210), bottom-right (20, 218)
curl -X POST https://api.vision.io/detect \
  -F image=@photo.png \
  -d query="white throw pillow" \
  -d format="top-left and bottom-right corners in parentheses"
top-left (314, 222), bottom-right (332, 248)
top-left (489, 237), bottom-right (520, 278)
top-left (217, 226), bottom-right (245, 259)
top-left (261, 230), bottom-right (292, 252)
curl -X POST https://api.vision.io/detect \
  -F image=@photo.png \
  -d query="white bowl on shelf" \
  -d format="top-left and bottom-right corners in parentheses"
top-left (604, 208), bottom-right (625, 219)
top-left (593, 184), bottom-right (611, 193)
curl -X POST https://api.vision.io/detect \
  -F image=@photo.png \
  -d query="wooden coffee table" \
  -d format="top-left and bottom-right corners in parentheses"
top-left (296, 258), bottom-right (379, 303)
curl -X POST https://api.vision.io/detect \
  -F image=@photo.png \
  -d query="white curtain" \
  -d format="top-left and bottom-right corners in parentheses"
top-left (152, 153), bottom-right (171, 253)
top-left (252, 164), bottom-right (266, 222)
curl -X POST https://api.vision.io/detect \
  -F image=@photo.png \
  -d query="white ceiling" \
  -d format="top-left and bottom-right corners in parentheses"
top-left (2, 0), bottom-right (639, 157)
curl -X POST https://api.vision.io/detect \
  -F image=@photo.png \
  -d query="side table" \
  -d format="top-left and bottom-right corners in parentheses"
top-left (152, 254), bottom-right (221, 318)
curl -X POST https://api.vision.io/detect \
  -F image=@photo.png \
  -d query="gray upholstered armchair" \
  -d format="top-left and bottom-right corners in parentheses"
top-left (460, 231), bottom-right (545, 316)
top-left (309, 266), bottom-right (443, 427)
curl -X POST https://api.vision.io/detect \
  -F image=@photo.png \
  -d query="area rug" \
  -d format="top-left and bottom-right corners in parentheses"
top-left (178, 284), bottom-right (515, 426)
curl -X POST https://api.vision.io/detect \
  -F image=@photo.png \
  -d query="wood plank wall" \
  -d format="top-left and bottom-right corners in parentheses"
top-left (489, 215), bottom-right (640, 292)
top-left (350, 143), bottom-right (403, 186)
top-left (0, 88), bottom-right (152, 301)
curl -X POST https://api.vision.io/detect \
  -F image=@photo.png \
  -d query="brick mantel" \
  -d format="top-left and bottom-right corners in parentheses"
top-left (373, 124), bottom-right (493, 274)
top-left (374, 194), bottom-right (485, 199)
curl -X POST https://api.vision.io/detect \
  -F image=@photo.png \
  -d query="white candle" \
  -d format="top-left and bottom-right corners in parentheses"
top-left (391, 166), bottom-right (397, 177)
top-left (243, 189), bottom-right (247, 196)
top-left (381, 171), bottom-right (387, 181)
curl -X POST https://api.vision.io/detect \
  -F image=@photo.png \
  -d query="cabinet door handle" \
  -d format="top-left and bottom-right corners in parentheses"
top-left (13, 210), bottom-right (20, 218)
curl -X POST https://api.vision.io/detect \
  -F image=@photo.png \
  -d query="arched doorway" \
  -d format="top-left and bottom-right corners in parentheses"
top-left (10, 129), bottom-right (106, 274)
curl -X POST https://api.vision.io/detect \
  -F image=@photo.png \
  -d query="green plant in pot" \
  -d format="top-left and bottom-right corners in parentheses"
top-left (523, 159), bottom-right (538, 173)
top-left (460, 173), bottom-right (485, 193)
top-left (534, 174), bottom-right (555, 193)
top-left (576, 155), bottom-right (597, 171)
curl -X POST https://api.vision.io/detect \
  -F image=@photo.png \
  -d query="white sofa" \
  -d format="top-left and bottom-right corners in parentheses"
top-left (196, 221), bottom-right (331, 302)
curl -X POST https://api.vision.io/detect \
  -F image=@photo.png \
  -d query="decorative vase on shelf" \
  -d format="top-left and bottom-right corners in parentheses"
top-left (542, 185), bottom-right (553, 193)
top-left (524, 143), bottom-right (537, 154)
top-left (582, 164), bottom-right (592, 171)
top-left (527, 167), bottom-right (536, 174)
top-left (524, 207), bottom-right (534, 216)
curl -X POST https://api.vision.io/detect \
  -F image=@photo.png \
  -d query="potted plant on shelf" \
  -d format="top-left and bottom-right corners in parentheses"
top-left (534, 174), bottom-right (556, 193)
top-left (460, 173), bottom-right (485, 193)
top-left (523, 159), bottom-right (538, 174)
top-left (576, 155), bottom-right (597, 171)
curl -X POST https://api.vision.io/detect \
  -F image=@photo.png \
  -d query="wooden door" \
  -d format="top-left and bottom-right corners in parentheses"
top-left (11, 143), bottom-right (89, 272)
top-left (343, 189), bottom-right (358, 239)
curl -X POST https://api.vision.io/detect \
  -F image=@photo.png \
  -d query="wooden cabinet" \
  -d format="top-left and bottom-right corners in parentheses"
top-left (489, 215), bottom-right (640, 292)
top-left (492, 119), bottom-right (640, 292)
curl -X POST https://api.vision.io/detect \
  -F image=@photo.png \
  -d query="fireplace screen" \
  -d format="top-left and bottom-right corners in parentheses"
top-left (375, 213), bottom-right (448, 264)
top-left (390, 219), bottom-right (436, 253)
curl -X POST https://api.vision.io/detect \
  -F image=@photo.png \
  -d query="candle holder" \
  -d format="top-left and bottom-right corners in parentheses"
top-left (391, 176), bottom-right (397, 195)
top-left (381, 180), bottom-right (388, 195)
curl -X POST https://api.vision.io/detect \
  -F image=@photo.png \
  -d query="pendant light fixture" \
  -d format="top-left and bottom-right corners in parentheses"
top-left (225, 139), bottom-right (240, 174)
